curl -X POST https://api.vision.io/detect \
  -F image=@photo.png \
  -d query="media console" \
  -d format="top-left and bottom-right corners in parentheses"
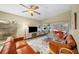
top-left (27, 32), bottom-right (48, 39)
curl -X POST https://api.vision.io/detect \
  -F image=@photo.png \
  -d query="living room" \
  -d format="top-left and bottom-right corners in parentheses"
top-left (0, 4), bottom-right (79, 54)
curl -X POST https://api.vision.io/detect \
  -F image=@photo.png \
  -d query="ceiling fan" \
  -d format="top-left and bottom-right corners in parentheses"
top-left (20, 4), bottom-right (40, 16)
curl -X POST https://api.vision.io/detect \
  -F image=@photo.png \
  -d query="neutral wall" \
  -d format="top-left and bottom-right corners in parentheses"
top-left (0, 11), bottom-right (71, 37)
top-left (0, 11), bottom-right (41, 37)
top-left (41, 11), bottom-right (71, 33)
top-left (41, 11), bottom-right (71, 24)
top-left (70, 5), bottom-right (79, 51)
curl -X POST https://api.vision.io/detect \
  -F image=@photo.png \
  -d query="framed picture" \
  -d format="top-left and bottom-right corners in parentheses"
top-left (74, 12), bottom-right (77, 30)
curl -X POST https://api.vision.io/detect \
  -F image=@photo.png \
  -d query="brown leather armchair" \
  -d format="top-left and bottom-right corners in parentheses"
top-left (48, 34), bottom-right (78, 54)
top-left (48, 41), bottom-right (74, 54)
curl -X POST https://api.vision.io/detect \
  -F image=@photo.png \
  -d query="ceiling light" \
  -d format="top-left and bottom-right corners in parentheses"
top-left (20, 4), bottom-right (40, 16)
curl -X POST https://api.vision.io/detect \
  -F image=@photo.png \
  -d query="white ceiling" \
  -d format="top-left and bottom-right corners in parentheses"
top-left (0, 4), bottom-right (72, 20)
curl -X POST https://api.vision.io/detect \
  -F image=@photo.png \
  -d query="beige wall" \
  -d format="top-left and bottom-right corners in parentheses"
top-left (70, 5), bottom-right (79, 51)
top-left (41, 11), bottom-right (71, 24)
top-left (0, 11), bottom-right (71, 37)
top-left (0, 11), bottom-right (41, 37)
top-left (71, 5), bottom-right (79, 32)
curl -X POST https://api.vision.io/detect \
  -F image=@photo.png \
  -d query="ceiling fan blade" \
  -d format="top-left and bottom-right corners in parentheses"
top-left (35, 6), bottom-right (39, 10)
top-left (20, 4), bottom-right (28, 8)
top-left (22, 10), bottom-right (28, 13)
top-left (34, 11), bottom-right (40, 15)
top-left (30, 5), bottom-right (39, 10)
top-left (30, 5), bottom-right (34, 8)
top-left (31, 13), bottom-right (33, 16)
top-left (32, 7), bottom-right (39, 10)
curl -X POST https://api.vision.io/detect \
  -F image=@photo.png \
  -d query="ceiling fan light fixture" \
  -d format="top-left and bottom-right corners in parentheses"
top-left (20, 4), bottom-right (40, 16)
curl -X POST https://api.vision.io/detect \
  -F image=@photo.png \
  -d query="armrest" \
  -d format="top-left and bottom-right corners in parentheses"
top-left (59, 48), bottom-right (73, 54)
top-left (35, 50), bottom-right (40, 54)
top-left (0, 36), bottom-right (17, 54)
top-left (0, 46), bottom-right (3, 54)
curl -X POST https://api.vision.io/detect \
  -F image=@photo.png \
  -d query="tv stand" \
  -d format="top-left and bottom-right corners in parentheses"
top-left (27, 32), bottom-right (48, 39)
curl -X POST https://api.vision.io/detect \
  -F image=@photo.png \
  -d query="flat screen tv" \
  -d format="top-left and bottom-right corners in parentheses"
top-left (29, 27), bottom-right (37, 33)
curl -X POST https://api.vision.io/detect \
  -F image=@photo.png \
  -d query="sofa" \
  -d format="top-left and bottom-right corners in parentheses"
top-left (0, 36), bottom-right (40, 54)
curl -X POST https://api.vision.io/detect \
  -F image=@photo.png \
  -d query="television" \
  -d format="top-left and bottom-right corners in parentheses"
top-left (29, 27), bottom-right (37, 33)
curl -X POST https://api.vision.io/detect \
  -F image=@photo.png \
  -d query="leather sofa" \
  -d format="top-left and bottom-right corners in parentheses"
top-left (0, 36), bottom-right (40, 54)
